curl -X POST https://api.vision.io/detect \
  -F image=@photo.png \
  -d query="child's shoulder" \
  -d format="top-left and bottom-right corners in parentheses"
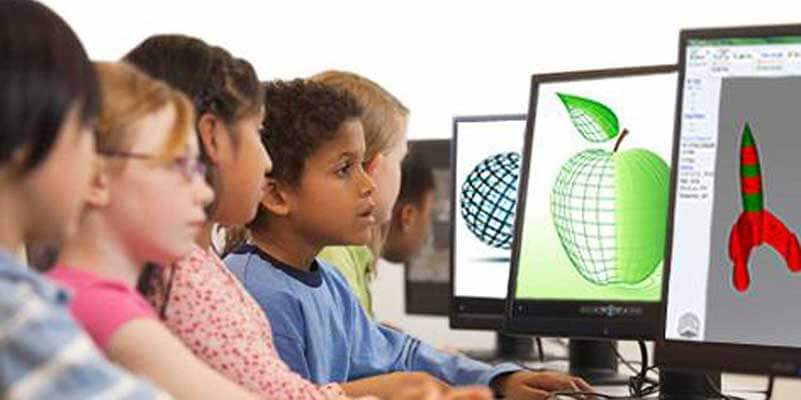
top-left (224, 247), bottom-right (297, 294)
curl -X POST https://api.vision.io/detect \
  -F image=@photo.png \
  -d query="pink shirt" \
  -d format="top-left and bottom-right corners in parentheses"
top-left (147, 245), bottom-right (344, 400)
top-left (47, 265), bottom-right (156, 350)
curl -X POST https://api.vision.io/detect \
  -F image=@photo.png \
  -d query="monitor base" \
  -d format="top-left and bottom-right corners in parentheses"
top-left (658, 369), bottom-right (721, 400)
top-left (569, 339), bottom-right (631, 386)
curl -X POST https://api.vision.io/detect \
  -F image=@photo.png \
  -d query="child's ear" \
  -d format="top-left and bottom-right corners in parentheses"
top-left (399, 203), bottom-right (419, 233)
top-left (196, 113), bottom-right (226, 164)
top-left (260, 177), bottom-right (290, 217)
top-left (85, 158), bottom-right (111, 208)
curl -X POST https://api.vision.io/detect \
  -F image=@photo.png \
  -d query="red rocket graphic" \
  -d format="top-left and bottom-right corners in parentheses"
top-left (728, 123), bottom-right (801, 292)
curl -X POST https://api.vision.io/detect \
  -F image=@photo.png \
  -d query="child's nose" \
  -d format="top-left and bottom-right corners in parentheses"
top-left (357, 166), bottom-right (377, 197)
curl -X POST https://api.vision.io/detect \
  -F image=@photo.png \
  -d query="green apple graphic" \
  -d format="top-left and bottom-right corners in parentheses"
top-left (550, 93), bottom-right (669, 286)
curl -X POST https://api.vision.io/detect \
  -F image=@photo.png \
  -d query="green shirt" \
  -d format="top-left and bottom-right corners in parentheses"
top-left (317, 245), bottom-right (375, 318)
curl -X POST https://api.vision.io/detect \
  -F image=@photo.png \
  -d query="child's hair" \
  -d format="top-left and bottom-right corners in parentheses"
top-left (310, 71), bottom-right (408, 261)
top-left (395, 146), bottom-right (435, 208)
top-left (123, 34), bottom-right (261, 127)
top-left (310, 71), bottom-right (408, 162)
top-left (260, 79), bottom-right (362, 186)
top-left (222, 79), bottom-right (363, 255)
top-left (0, 0), bottom-right (99, 173)
top-left (94, 62), bottom-right (194, 162)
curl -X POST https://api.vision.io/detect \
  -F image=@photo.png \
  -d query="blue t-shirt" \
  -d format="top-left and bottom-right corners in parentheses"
top-left (225, 244), bottom-right (520, 386)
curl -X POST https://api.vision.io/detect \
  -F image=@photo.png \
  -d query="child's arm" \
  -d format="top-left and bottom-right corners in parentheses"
top-left (341, 282), bottom-right (590, 400)
top-left (0, 280), bottom-right (168, 400)
top-left (271, 331), bottom-right (314, 379)
top-left (105, 319), bottom-right (261, 400)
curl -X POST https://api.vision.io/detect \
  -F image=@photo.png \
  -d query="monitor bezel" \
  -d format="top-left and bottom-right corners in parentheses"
top-left (504, 64), bottom-right (678, 340)
top-left (449, 114), bottom-right (527, 330)
top-left (657, 24), bottom-right (801, 378)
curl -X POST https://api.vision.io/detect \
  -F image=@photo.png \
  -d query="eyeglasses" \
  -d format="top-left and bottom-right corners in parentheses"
top-left (99, 150), bottom-right (207, 182)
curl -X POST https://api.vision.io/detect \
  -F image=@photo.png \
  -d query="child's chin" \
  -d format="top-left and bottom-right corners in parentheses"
top-left (343, 234), bottom-right (370, 246)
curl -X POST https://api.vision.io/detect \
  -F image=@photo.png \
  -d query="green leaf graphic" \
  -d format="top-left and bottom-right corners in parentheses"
top-left (557, 93), bottom-right (620, 143)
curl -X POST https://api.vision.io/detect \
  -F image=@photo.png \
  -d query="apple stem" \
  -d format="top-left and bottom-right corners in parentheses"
top-left (613, 129), bottom-right (629, 153)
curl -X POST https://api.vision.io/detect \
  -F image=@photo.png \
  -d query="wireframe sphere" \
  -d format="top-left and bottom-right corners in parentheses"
top-left (460, 152), bottom-right (521, 249)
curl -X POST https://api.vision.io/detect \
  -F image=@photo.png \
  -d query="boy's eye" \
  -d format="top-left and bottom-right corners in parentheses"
top-left (336, 162), bottom-right (353, 177)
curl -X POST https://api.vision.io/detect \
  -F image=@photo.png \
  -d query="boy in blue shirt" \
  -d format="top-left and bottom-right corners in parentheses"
top-left (226, 79), bottom-right (591, 400)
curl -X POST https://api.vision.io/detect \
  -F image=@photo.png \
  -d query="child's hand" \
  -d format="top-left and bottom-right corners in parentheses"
top-left (490, 371), bottom-right (593, 400)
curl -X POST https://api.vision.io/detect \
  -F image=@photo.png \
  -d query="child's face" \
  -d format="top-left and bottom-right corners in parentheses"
top-left (369, 126), bottom-right (408, 224)
top-left (105, 104), bottom-right (214, 265)
top-left (383, 189), bottom-right (435, 263)
top-left (287, 119), bottom-right (377, 247)
top-left (21, 104), bottom-right (96, 243)
top-left (210, 109), bottom-right (272, 226)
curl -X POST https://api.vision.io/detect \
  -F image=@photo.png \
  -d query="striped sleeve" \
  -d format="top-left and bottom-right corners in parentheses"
top-left (0, 281), bottom-right (170, 400)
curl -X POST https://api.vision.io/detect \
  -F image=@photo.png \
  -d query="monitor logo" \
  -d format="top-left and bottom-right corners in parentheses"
top-left (677, 312), bottom-right (701, 339)
top-left (460, 152), bottom-right (521, 250)
top-left (550, 93), bottom-right (669, 287)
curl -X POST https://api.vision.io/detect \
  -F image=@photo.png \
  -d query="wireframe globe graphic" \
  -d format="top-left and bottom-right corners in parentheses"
top-left (550, 148), bottom-right (668, 286)
top-left (460, 152), bottom-right (521, 249)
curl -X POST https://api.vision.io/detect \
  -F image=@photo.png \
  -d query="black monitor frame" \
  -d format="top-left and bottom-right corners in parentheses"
top-left (657, 24), bottom-right (801, 378)
top-left (504, 65), bottom-right (678, 340)
top-left (449, 114), bottom-right (528, 330)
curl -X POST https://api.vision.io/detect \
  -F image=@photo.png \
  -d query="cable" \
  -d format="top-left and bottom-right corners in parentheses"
top-left (765, 375), bottom-right (774, 400)
top-left (536, 337), bottom-right (545, 362)
top-left (608, 340), bottom-right (659, 397)
top-left (545, 390), bottom-right (641, 400)
top-left (704, 375), bottom-right (748, 400)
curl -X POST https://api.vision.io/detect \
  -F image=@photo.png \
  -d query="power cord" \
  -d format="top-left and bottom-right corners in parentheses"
top-left (765, 375), bottom-right (774, 400)
top-left (704, 375), bottom-right (749, 400)
top-left (536, 337), bottom-right (545, 362)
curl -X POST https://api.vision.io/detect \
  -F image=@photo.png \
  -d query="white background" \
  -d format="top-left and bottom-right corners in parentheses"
top-left (42, 1), bottom-right (801, 395)
top-left (453, 119), bottom-right (526, 299)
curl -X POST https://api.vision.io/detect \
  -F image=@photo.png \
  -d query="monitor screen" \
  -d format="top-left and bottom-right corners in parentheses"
top-left (506, 65), bottom-right (677, 339)
top-left (451, 115), bottom-right (526, 329)
top-left (662, 27), bottom-right (801, 373)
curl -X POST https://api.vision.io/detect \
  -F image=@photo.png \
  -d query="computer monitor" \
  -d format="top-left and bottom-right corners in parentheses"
top-left (449, 115), bottom-right (535, 361)
top-left (451, 114), bottom-right (527, 330)
top-left (505, 65), bottom-right (678, 382)
top-left (659, 24), bottom-right (801, 380)
top-left (404, 139), bottom-right (451, 316)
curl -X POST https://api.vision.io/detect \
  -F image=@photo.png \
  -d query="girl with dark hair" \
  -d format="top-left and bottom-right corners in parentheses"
top-left (0, 1), bottom-right (165, 398)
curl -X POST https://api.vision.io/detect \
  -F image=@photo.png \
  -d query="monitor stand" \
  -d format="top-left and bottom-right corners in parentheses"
top-left (659, 369), bottom-right (721, 400)
top-left (568, 339), bottom-right (630, 385)
top-left (463, 333), bottom-right (549, 362)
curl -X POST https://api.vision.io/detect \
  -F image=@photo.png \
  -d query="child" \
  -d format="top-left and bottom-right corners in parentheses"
top-left (381, 147), bottom-right (436, 264)
top-left (314, 71), bottom-right (409, 318)
top-left (226, 79), bottom-right (592, 400)
top-left (124, 35), bottom-right (450, 400)
top-left (0, 1), bottom-right (164, 398)
top-left (49, 61), bottom-right (264, 400)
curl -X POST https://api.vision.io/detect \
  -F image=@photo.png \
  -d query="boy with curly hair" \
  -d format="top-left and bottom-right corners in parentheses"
top-left (226, 79), bottom-right (591, 400)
